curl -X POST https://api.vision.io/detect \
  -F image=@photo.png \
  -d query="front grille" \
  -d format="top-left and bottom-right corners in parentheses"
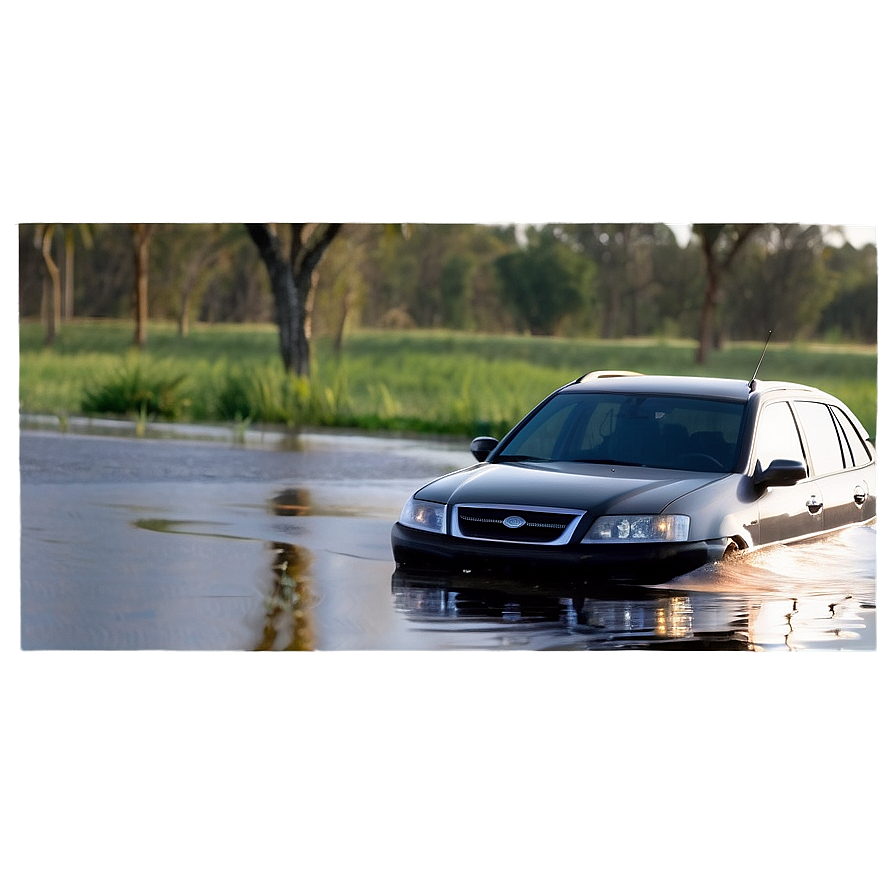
top-left (454, 505), bottom-right (583, 545)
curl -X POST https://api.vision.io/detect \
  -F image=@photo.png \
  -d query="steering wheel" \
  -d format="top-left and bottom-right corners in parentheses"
top-left (675, 452), bottom-right (726, 472)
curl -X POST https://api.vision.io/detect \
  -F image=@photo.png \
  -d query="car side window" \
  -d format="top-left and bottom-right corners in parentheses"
top-left (831, 406), bottom-right (871, 468)
top-left (794, 401), bottom-right (845, 476)
top-left (753, 401), bottom-right (806, 471)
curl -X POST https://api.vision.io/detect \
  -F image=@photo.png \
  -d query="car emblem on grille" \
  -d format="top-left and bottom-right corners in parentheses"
top-left (503, 515), bottom-right (526, 529)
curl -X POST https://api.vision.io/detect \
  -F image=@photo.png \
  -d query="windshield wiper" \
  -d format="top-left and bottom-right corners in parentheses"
top-left (493, 454), bottom-right (550, 464)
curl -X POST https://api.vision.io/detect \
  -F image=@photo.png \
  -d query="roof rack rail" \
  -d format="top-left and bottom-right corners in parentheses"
top-left (575, 369), bottom-right (644, 383)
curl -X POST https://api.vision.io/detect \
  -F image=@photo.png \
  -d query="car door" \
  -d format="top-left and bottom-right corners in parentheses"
top-left (830, 405), bottom-right (876, 520)
top-left (793, 400), bottom-right (875, 531)
top-left (751, 400), bottom-right (824, 544)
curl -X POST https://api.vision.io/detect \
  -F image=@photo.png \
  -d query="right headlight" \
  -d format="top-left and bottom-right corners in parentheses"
top-left (399, 498), bottom-right (448, 535)
top-left (582, 514), bottom-right (690, 544)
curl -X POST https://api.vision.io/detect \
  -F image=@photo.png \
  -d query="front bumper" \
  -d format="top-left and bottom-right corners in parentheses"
top-left (391, 522), bottom-right (727, 585)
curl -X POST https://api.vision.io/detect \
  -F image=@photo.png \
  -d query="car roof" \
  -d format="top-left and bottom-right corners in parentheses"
top-left (565, 372), bottom-right (823, 402)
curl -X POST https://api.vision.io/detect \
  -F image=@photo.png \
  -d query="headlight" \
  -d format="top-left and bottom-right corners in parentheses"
top-left (399, 498), bottom-right (448, 534)
top-left (582, 514), bottom-right (689, 543)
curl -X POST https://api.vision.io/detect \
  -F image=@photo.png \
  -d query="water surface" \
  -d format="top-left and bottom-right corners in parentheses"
top-left (20, 424), bottom-right (876, 650)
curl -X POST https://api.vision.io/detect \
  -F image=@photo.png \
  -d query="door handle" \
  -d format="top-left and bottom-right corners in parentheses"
top-left (806, 495), bottom-right (823, 513)
top-left (854, 486), bottom-right (867, 506)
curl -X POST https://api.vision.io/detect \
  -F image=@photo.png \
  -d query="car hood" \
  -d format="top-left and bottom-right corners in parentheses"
top-left (415, 461), bottom-right (727, 516)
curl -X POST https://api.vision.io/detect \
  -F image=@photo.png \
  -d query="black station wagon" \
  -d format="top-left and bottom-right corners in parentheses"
top-left (391, 373), bottom-right (876, 584)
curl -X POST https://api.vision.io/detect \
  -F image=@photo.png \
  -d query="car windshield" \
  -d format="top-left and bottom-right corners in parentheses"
top-left (494, 391), bottom-right (747, 473)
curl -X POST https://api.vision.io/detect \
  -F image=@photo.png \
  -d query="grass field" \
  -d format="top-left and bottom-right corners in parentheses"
top-left (19, 320), bottom-right (878, 440)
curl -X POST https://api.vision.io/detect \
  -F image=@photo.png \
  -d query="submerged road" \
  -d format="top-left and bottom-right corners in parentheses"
top-left (19, 423), bottom-right (876, 650)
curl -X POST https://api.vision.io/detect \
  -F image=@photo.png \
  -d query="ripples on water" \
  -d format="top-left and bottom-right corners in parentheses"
top-left (392, 525), bottom-right (876, 651)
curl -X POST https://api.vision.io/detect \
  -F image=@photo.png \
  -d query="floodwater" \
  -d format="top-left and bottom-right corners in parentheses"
top-left (19, 421), bottom-right (876, 650)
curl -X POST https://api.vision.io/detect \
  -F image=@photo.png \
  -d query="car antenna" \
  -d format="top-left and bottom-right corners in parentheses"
top-left (749, 330), bottom-right (773, 392)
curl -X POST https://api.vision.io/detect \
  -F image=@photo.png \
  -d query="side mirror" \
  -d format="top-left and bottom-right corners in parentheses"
top-left (470, 436), bottom-right (499, 462)
top-left (753, 458), bottom-right (807, 490)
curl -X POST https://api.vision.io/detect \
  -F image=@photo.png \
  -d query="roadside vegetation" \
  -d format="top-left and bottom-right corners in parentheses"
top-left (21, 224), bottom-right (878, 371)
top-left (19, 320), bottom-right (877, 440)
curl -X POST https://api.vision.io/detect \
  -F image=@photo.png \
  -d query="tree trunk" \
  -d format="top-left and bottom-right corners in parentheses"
top-left (63, 227), bottom-right (75, 321)
top-left (179, 294), bottom-right (190, 337)
top-left (303, 269), bottom-right (320, 347)
top-left (130, 224), bottom-right (152, 349)
top-left (246, 223), bottom-right (342, 378)
top-left (694, 224), bottom-right (762, 363)
top-left (696, 261), bottom-right (719, 365)
top-left (247, 224), bottom-right (305, 374)
top-left (40, 273), bottom-right (48, 333)
top-left (37, 224), bottom-right (61, 346)
top-left (333, 288), bottom-right (354, 354)
top-left (178, 256), bottom-right (204, 337)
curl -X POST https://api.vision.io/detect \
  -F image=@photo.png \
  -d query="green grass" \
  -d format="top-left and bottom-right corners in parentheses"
top-left (19, 320), bottom-right (878, 440)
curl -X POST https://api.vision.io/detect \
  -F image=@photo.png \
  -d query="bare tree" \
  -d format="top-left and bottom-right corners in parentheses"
top-left (693, 224), bottom-right (763, 363)
top-left (34, 224), bottom-right (61, 346)
top-left (245, 224), bottom-right (342, 377)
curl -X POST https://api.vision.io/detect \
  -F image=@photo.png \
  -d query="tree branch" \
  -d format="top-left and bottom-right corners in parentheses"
top-left (295, 223), bottom-right (342, 282)
top-left (721, 224), bottom-right (761, 268)
top-left (245, 223), bottom-right (279, 263)
top-left (289, 224), bottom-right (308, 269)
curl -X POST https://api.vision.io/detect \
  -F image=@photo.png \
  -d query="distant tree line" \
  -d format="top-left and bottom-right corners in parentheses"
top-left (19, 222), bottom-right (877, 365)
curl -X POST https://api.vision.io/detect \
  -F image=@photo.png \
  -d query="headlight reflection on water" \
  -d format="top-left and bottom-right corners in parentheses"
top-left (654, 596), bottom-right (693, 639)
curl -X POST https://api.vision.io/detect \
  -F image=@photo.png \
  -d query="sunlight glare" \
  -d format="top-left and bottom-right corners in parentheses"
top-left (842, 224), bottom-right (877, 249)
top-left (666, 221), bottom-right (693, 249)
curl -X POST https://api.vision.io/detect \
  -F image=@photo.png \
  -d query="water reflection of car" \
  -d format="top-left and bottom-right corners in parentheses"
top-left (391, 571), bottom-right (755, 650)
top-left (391, 372), bottom-right (876, 585)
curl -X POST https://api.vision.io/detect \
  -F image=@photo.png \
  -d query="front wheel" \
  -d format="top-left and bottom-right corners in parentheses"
top-left (722, 539), bottom-right (742, 561)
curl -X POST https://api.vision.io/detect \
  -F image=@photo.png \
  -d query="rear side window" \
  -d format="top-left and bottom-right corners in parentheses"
top-left (794, 401), bottom-right (846, 476)
top-left (831, 406), bottom-right (872, 467)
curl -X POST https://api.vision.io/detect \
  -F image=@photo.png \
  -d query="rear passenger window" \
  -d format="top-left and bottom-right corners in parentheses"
top-left (831, 407), bottom-right (872, 467)
top-left (794, 401), bottom-right (845, 476)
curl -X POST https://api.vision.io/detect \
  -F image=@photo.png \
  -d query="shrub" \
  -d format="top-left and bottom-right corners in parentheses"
top-left (213, 365), bottom-right (349, 426)
top-left (81, 363), bottom-right (187, 420)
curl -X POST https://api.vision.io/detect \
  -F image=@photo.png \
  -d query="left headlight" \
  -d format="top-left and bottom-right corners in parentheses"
top-left (582, 514), bottom-right (690, 544)
top-left (399, 498), bottom-right (448, 535)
